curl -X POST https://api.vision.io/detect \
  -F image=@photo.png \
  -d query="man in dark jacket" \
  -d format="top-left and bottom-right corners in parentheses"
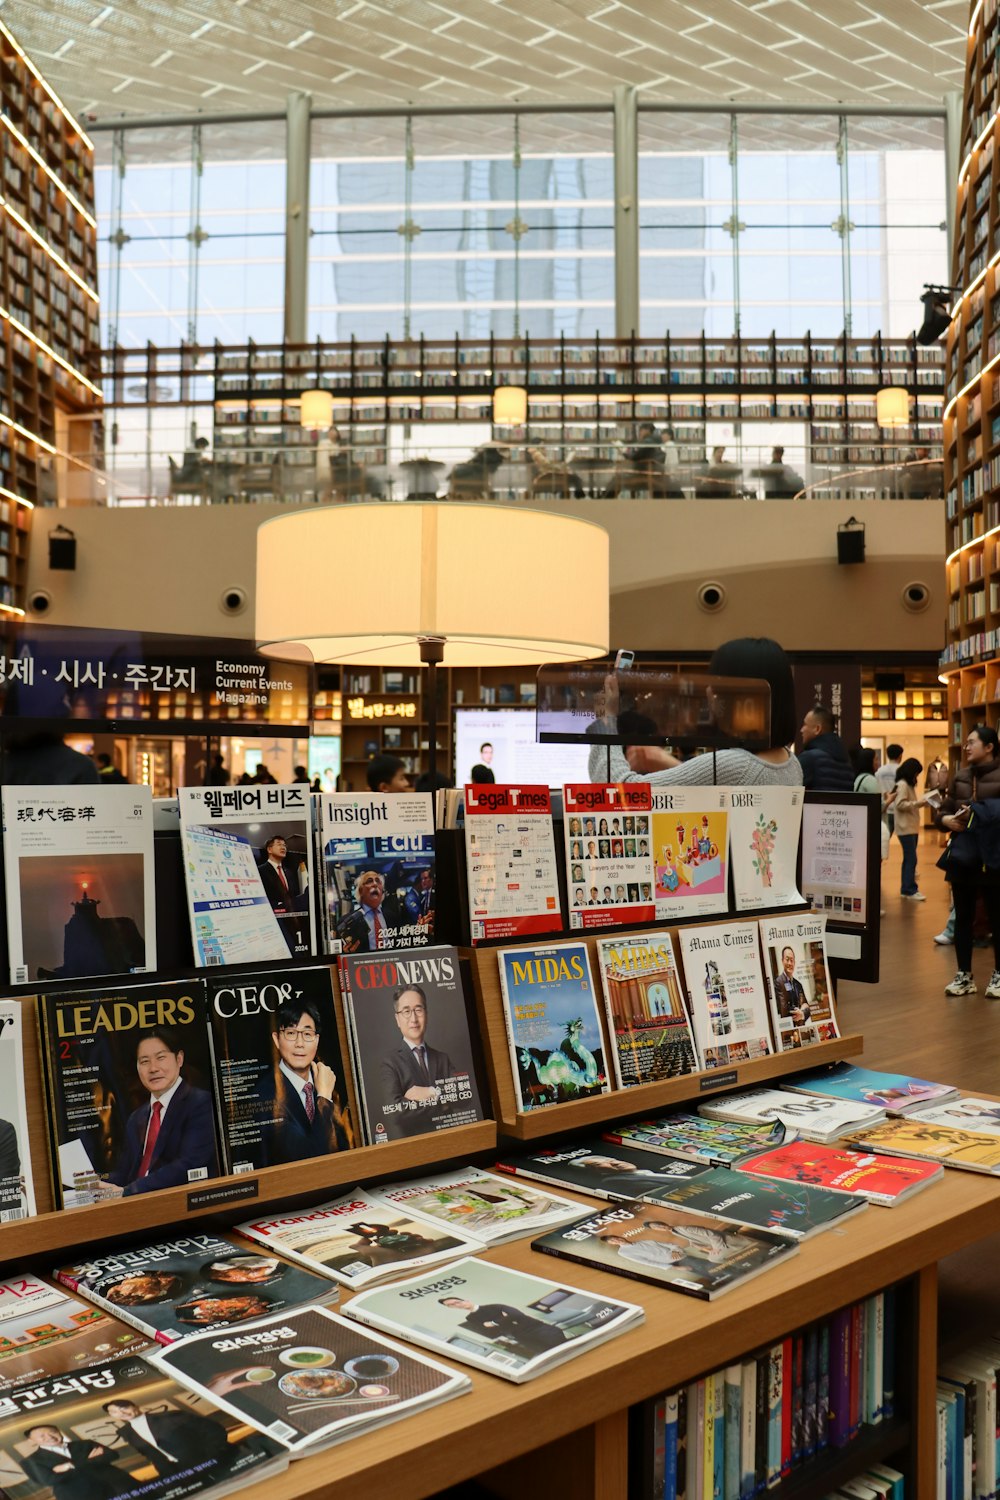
top-left (798, 706), bottom-right (855, 791)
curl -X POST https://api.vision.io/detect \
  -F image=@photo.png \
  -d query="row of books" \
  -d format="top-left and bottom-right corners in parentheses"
top-left (643, 1290), bottom-right (903, 1500)
top-left (0, 780), bottom-right (810, 989)
top-left (937, 1337), bottom-right (1000, 1500)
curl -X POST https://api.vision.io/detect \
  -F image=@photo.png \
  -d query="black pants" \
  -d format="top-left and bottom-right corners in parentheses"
top-left (952, 879), bottom-right (1000, 972)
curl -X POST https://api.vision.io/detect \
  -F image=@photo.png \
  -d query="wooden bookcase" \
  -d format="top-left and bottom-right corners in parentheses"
top-left (0, 18), bottom-right (102, 606)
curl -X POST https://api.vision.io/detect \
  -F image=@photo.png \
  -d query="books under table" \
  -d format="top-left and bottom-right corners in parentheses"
top-left (343, 1257), bottom-right (644, 1382)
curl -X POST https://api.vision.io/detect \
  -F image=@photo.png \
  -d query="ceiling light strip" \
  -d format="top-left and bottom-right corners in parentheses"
top-left (0, 199), bottom-right (99, 302)
top-left (0, 487), bottom-right (33, 510)
top-left (0, 20), bottom-right (94, 151)
top-left (0, 309), bottom-right (102, 398)
top-left (1, 117), bottom-right (97, 229)
top-left (0, 412), bottom-right (56, 455)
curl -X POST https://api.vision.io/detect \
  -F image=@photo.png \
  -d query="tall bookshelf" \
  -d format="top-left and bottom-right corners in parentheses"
top-left (0, 18), bottom-right (101, 609)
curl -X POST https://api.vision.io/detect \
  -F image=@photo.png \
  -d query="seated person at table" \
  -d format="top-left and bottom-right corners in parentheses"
top-left (448, 445), bottom-right (505, 498)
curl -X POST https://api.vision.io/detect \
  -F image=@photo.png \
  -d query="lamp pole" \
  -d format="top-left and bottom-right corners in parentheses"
top-left (419, 635), bottom-right (445, 796)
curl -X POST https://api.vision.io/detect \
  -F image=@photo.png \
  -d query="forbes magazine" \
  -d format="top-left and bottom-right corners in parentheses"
top-left (2, 785), bottom-right (155, 985)
top-left (497, 941), bottom-right (609, 1110)
top-left (340, 947), bottom-right (484, 1144)
top-left (39, 980), bottom-right (222, 1208)
top-left (319, 792), bottom-right (435, 954)
top-left (207, 966), bottom-right (356, 1171)
top-left (179, 785), bottom-right (316, 968)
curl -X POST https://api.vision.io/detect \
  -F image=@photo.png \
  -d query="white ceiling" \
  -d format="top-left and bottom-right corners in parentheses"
top-left (0, 0), bottom-right (970, 124)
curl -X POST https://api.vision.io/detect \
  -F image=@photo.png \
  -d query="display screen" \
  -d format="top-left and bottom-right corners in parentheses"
top-left (454, 708), bottom-right (592, 789)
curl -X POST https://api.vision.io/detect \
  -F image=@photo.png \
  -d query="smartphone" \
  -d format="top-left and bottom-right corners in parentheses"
top-left (614, 649), bottom-right (635, 672)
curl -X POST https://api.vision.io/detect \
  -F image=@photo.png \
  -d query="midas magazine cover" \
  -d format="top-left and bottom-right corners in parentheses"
top-left (340, 947), bottom-right (483, 1143)
top-left (2, 785), bottom-right (155, 985)
top-left (151, 1304), bottom-right (469, 1452)
top-left (178, 785), bottom-right (315, 968)
top-left (497, 941), bottom-right (609, 1110)
top-left (40, 979), bottom-right (222, 1208)
top-left (207, 966), bottom-right (355, 1171)
top-left (319, 792), bottom-right (435, 954)
top-left (54, 1232), bottom-right (337, 1344)
top-left (0, 1273), bottom-right (149, 1392)
top-left (0, 999), bottom-right (36, 1219)
top-left (0, 1354), bottom-right (284, 1499)
top-left (533, 1201), bottom-right (798, 1300)
top-left (343, 1258), bottom-right (643, 1382)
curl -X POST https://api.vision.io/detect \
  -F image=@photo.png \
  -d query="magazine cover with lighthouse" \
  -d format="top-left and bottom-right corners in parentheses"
top-left (2, 785), bottom-right (155, 985)
top-left (676, 921), bottom-right (774, 1070)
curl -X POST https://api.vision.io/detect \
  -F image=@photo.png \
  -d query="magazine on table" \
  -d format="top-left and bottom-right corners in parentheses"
top-left (596, 932), bottom-right (699, 1086)
top-left (0, 1272), bottom-right (150, 1391)
top-left (319, 792), bottom-right (435, 955)
top-left (736, 1139), bottom-right (943, 1206)
top-left (339, 946), bottom-right (484, 1144)
top-left (698, 1087), bottom-right (884, 1144)
top-left (0, 1354), bottom-right (286, 1497)
top-left (54, 1231), bottom-right (337, 1344)
top-left (781, 1063), bottom-right (959, 1115)
top-left (603, 1113), bottom-right (789, 1168)
top-left (464, 783), bottom-right (562, 943)
top-left (493, 1139), bottom-right (714, 1201)
top-left (532, 1201), bottom-right (798, 1301)
top-left (150, 1303), bottom-right (469, 1452)
top-left (843, 1118), bottom-right (1000, 1176)
top-left (496, 940), bottom-right (610, 1111)
top-left (179, 784), bottom-right (315, 967)
top-left (2, 784), bottom-right (155, 984)
top-left (237, 1188), bottom-right (480, 1290)
top-left (759, 914), bottom-right (840, 1052)
top-left (727, 788), bottom-right (804, 912)
top-left (39, 979), bottom-right (222, 1208)
top-left (0, 999), bottom-right (35, 1219)
top-left (207, 965), bottom-right (356, 1171)
top-left (372, 1167), bottom-right (583, 1244)
top-left (907, 1096), bottom-right (1000, 1135)
top-left (343, 1257), bottom-right (644, 1383)
top-left (675, 921), bottom-right (774, 1070)
top-left (621, 1163), bottom-right (869, 1240)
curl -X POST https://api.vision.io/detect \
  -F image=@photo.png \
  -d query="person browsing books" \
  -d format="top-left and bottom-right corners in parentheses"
top-left (337, 870), bottom-right (406, 952)
top-left (22, 1425), bottom-right (134, 1500)
top-left (773, 947), bottom-right (811, 1025)
top-left (935, 723), bottom-right (1000, 997)
top-left (102, 1398), bottom-right (231, 1478)
top-left (259, 996), bottom-right (352, 1162)
top-left (589, 638), bottom-right (802, 789)
top-left (379, 984), bottom-right (458, 1139)
top-left (438, 1296), bottom-right (566, 1357)
top-left (102, 1028), bottom-right (219, 1197)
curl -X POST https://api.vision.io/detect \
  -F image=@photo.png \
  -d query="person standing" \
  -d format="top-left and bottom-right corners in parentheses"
top-left (937, 725), bottom-right (1000, 996)
top-left (876, 744), bottom-right (903, 837)
top-left (798, 707), bottom-right (855, 791)
top-left (892, 757), bottom-right (926, 901)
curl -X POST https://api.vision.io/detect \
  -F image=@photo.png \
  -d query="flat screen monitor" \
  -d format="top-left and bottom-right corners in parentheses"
top-left (454, 707), bottom-right (593, 790)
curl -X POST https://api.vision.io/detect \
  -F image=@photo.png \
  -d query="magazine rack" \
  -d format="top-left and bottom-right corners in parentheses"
top-left (463, 919), bottom-right (863, 1140)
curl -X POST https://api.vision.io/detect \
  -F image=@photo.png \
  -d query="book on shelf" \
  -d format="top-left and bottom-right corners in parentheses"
top-left (238, 1188), bottom-right (481, 1290)
top-left (698, 1086), bottom-right (885, 1143)
top-left (371, 1167), bottom-right (583, 1244)
top-left (54, 1231), bottom-right (337, 1345)
top-left (0, 1272), bottom-right (150, 1390)
top-left (39, 978), bottom-right (223, 1208)
top-left (0, 1353), bottom-right (287, 1496)
top-left (496, 940), bottom-right (611, 1110)
top-left (319, 792), bottom-right (435, 954)
top-left (759, 914), bottom-right (840, 1051)
top-left (151, 1302), bottom-right (469, 1451)
top-left (726, 787), bottom-right (805, 912)
top-left (844, 1117), bottom-right (1000, 1175)
top-left (338, 946), bottom-right (485, 1144)
top-left (532, 1199), bottom-right (798, 1300)
top-left (178, 784), bottom-right (315, 967)
top-left (464, 783), bottom-right (562, 943)
top-left (0, 999), bottom-right (35, 1219)
top-left (207, 965), bottom-right (356, 1171)
top-left (603, 1113), bottom-right (788, 1168)
top-left (675, 920), bottom-right (774, 1069)
top-left (781, 1062), bottom-right (959, 1114)
top-left (595, 931), bottom-right (699, 1086)
top-left (737, 1139), bottom-right (943, 1205)
top-left (343, 1257), bottom-right (643, 1383)
top-left (2, 784), bottom-right (156, 984)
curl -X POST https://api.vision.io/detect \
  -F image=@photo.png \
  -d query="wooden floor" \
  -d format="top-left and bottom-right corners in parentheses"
top-left (837, 829), bottom-right (1000, 1348)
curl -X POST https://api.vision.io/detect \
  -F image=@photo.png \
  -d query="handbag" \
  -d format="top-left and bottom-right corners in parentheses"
top-left (936, 827), bottom-right (981, 872)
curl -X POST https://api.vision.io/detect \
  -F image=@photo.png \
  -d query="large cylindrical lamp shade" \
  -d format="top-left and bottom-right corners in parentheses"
top-left (300, 389), bottom-right (334, 430)
top-left (257, 502), bottom-right (609, 667)
top-left (875, 387), bottom-right (910, 427)
top-left (493, 385), bottom-right (528, 424)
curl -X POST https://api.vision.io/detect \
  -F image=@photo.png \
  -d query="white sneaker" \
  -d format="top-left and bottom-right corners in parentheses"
top-left (933, 931), bottom-right (952, 945)
top-left (902, 892), bottom-right (926, 901)
top-left (986, 972), bottom-right (1000, 1000)
top-left (945, 971), bottom-right (977, 996)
